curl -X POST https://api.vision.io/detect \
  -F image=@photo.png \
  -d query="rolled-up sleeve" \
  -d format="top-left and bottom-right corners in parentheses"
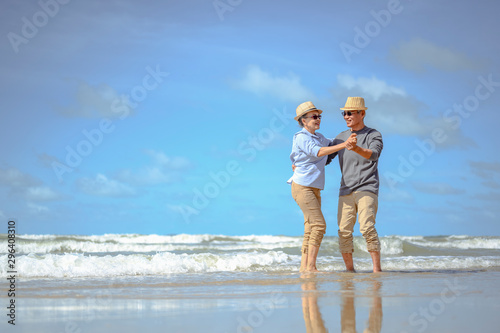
top-left (368, 132), bottom-right (383, 161)
top-left (326, 138), bottom-right (342, 165)
top-left (296, 134), bottom-right (321, 157)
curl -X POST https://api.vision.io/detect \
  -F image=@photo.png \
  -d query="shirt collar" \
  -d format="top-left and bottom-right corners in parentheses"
top-left (351, 126), bottom-right (367, 134)
top-left (300, 127), bottom-right (319, 138)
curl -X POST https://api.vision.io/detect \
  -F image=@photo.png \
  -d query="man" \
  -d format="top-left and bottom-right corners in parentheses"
top-left (328, 96), bottom-right (383, 273)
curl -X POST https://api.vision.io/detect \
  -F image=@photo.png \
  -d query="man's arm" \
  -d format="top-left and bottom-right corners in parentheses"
top-left (346, 131), bottom-right (382, 160)
top-left (347, 144), bottom-right (372, 159)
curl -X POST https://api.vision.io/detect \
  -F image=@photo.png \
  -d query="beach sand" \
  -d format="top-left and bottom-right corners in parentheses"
top-left (3, 269), bottom-right (500, 333)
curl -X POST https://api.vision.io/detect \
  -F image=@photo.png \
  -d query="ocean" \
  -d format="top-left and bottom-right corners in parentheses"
top-left (2, 234), bottom-right (500, 278)
top-left (1, 234), bottom-right (500, 332)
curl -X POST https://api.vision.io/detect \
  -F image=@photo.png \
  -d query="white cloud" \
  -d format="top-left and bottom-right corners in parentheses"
top-left (58, 80), bottom-right (133, 118)
top-left (115, 150), bottom-right (192, 186)
top-left (481, 181), bottom-right (500, 190)
top-left (166, 204), bottom-right (196, 223)
top-left (0, 167), bottom-right (63, 202)
top-left (115, 167), bottom-right (172, 186)
top-left (473, 191), bottom-right (500, 202)
top-left (389, 38), bottom-right (481, 73)
top-left (469, 161), bottom-right (500, 189)
top-left (145, 150), bottom-right (192, 169)
top-left (38, 153), bottom-right (62, 169)
top-left (379, 186), bottom-right (414, 203)
top-left (27, 203), bottom-right (50, 214)
top-left (232, 65), bottom-right (315, 103)
top-left (333, 74), bottom-right (471, 148)
top-left (469, 161), bottom-right (500, 179)
top-left (77, 174), bottom-right (136, 197)
top-left (0, 167), bottom-right (40, 188)
top-left (412, 182), bottom-right (465, 195)
top-left (337, 74), bottom-right (406, 101)
top-left (25, 186), bottom-right (62, 202)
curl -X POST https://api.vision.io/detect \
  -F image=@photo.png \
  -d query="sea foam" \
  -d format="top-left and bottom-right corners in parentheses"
top-left (1, 234), bottom-right (499, 278)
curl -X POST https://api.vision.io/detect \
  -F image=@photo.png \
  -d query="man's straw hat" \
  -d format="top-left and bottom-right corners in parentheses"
top-left (340, 97), bottom-right (368, 111)
top-left (295, 101), bottom-right (322, 121)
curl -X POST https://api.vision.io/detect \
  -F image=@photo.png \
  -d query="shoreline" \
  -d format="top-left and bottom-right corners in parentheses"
top-left (2, 270), bottom-right (500, 332)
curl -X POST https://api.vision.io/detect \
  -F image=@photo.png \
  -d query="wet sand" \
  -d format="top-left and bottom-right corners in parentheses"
top-left (2, 269), bottom-right (500, 332)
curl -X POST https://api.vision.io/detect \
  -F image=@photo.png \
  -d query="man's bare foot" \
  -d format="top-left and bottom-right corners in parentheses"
top-left (369, 251), bottom-right (382, 273)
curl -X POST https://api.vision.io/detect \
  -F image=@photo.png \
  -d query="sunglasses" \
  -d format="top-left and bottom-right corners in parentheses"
top-left (341, 110), bottom-right (361, 117)
top-left (305, 115), bottom-right (322, 120)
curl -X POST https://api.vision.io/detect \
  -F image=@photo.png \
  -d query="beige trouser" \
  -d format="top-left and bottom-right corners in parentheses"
top-left (338, 191), bottom-right (380, 253)
top-left (291, 182), bottom-right (326, 253)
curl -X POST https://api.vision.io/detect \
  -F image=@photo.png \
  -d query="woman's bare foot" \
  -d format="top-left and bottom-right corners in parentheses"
top-left (306, 266), bottom-right (319, 273)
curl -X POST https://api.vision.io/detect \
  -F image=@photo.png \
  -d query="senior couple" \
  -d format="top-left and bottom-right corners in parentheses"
top-left (289, 97), bottom-right (383, 273)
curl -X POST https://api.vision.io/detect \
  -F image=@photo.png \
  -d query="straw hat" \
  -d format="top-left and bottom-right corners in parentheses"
top-left (294, 101), bottom-right (322, 121)
top-left (340, 97), bottom-right (368, 111)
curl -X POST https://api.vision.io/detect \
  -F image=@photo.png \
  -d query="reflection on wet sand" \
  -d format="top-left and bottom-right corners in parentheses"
top-left (301, 277), bottom-right (328, 333)
top-left (340, 278), bottom-right (382, 333)
top-left (300, 275), bottom-right (383, 333)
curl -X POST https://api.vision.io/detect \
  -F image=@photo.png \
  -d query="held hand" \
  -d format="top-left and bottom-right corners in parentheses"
top-left (292, 164), bottom-right (296, 172)
top-left (348, 133), bottom-right (357, 144)
top-left (345, 133), bottom-right (357, 149)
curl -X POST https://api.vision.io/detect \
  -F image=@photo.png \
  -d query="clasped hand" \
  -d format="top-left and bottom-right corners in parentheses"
top-left (345, 133), bottom-right (357, 151)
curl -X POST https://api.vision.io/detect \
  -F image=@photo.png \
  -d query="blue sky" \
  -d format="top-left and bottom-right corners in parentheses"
top-left (1, 0), bottom-right (499, 236)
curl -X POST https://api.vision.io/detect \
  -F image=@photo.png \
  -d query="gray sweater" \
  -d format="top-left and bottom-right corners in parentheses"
top-left (327, 126), bottom-right (383, 196)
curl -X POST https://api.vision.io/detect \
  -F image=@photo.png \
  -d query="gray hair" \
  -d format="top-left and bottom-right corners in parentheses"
top-left (297, 115), bottom-right (306, 128)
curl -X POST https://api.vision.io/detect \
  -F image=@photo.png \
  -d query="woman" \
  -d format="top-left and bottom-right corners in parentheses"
top-left (289, 101), bottom-right (355, 272)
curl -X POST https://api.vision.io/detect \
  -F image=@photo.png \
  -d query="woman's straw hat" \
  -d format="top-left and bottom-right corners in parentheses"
top-left (294, 101), bottom-right (322, 121)
top-left (340, 97), bottom-right (368, 111)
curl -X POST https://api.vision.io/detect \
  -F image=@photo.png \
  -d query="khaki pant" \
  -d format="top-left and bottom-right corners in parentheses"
top-left (338, 191), bottom-right (380, 253)
top-left (291, 182), bottom-right (326, 253)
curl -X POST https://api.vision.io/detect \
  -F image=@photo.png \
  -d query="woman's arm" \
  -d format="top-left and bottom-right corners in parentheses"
top-left (317, 133), bottom-right (357, 157)
top-left (317, 142), bottom-right (347, 157)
